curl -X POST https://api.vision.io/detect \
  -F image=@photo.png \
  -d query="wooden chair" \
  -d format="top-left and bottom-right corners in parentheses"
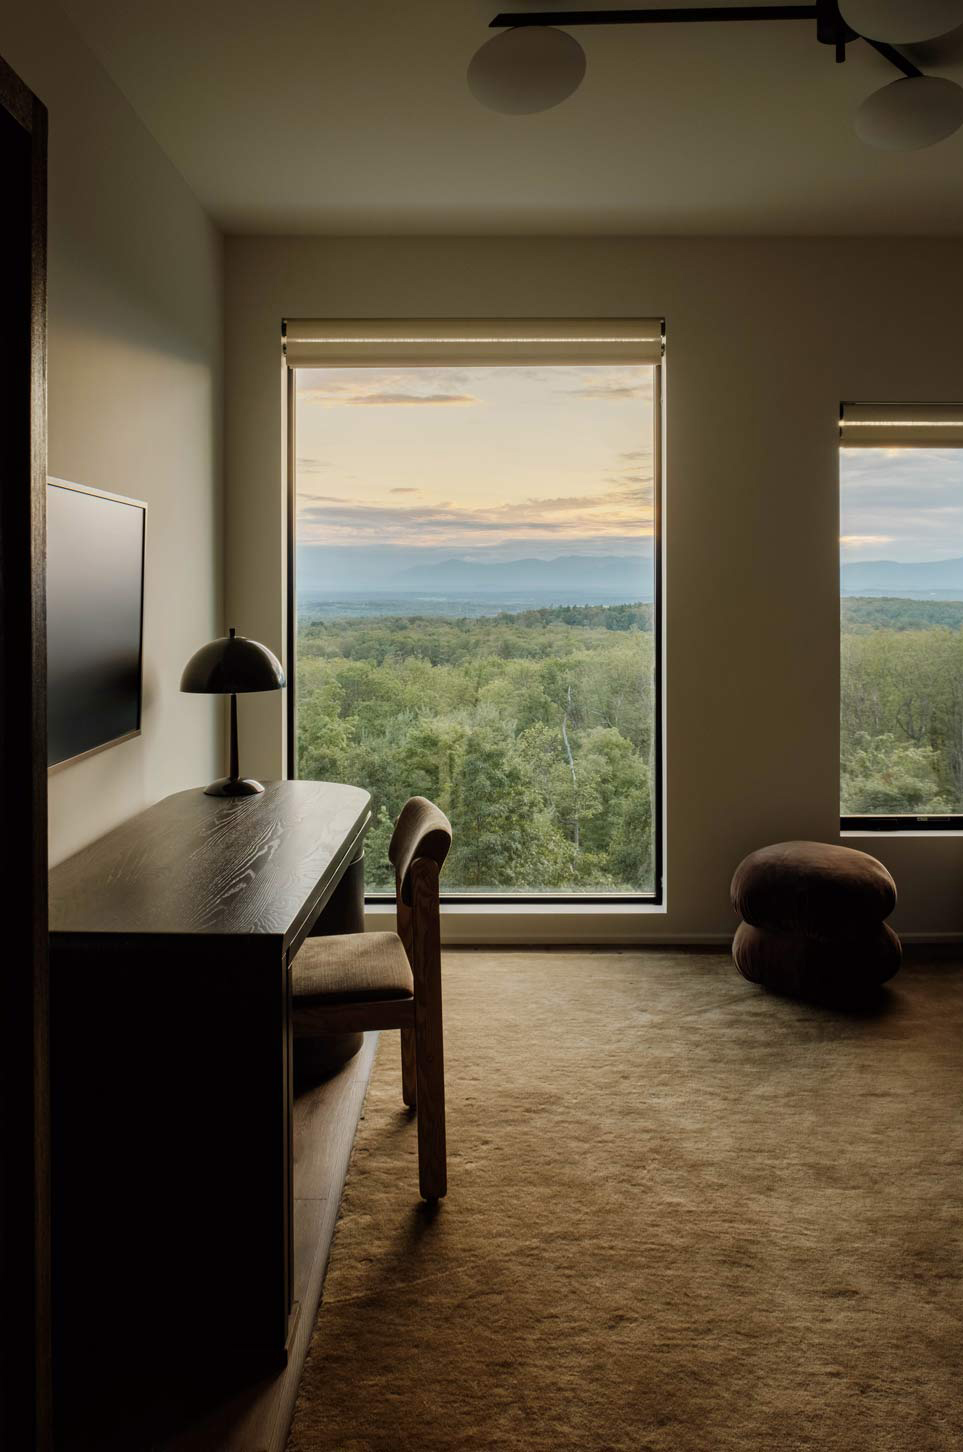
top-left (291, 797), bottom-right (452, 1201)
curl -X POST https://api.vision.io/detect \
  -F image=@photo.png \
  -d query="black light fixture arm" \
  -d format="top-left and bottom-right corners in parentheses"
top-left (863, 37), bottom-right (922, 80)
top-left (489, 5), bottom-right (924, 80)
top-left (490, 7), bottom-right (819, 23)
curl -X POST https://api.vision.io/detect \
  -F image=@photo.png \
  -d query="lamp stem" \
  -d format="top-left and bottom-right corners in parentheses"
top-left (229, 693), bottom-right (239, 783)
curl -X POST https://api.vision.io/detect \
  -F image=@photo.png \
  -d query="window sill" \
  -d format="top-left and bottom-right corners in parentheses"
top-left (842, 829), bottom-right (963, 840)
top-left (364, 901), bottom-right (667, 917)
top-left (364, 899), bottom-right (669, 945)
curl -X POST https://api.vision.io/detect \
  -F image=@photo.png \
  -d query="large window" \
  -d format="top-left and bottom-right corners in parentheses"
top-left (287, 320), bottom-right (663, 899)
top-left (840, 404), bottom-right (963, 828)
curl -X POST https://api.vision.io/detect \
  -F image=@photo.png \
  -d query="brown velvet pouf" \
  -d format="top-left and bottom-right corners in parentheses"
top-left (731, 840), bottom-right (901, 997)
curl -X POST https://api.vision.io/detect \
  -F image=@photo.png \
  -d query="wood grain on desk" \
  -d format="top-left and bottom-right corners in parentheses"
top-left (48, 779), bottom-right (371, 946)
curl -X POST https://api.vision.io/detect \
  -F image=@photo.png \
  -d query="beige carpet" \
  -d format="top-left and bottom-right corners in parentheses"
top-left (287, 949), bottom-right (963, 1452)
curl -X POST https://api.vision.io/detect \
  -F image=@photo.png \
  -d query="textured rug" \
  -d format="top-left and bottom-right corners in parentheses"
top-left (287, 949), bottom-right (963, 1452)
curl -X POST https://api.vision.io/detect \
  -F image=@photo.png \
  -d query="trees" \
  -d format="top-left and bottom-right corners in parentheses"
top-left (841, 599), bottom-right (963, 815)
top-left (840, 732), bottom-right (948, 815)
top-left (297, 590), bottom-right (963, 885)
top-left (297, 603), bottom-right (656, 892)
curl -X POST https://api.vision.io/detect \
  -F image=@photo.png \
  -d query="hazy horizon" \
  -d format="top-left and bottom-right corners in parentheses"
top-left (296, 395), bottom-right (963, 579)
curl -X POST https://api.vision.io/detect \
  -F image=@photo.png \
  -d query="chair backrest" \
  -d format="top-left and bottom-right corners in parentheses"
top-left (388, 797), bottom-right (452, 907)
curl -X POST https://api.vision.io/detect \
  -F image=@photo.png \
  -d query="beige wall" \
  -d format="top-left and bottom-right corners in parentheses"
top-left (2, 2), bottom-right (224, 864)
top-left (224, 235), bottom-right (963, 943)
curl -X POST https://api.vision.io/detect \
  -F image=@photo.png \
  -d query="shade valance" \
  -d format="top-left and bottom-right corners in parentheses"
top-left (283, 317), bottom-right (664, 369)
top-left (840, 403), bottom-right (963, 447)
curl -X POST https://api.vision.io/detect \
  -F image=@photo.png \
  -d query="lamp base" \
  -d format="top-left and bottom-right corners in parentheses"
top-left (204, 776), bottom-right (265, 798)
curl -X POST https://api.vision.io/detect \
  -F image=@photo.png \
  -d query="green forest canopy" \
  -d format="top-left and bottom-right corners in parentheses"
top-left (840, 598), bottom-right (963, 816)
top-left (297, 601), bottom-right (656, 894)
top-left (297, 594), bottom-right (963, 896)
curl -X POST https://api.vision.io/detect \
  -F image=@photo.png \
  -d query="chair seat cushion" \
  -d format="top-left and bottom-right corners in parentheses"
top-left (730, 840), bottom-right (896, 937)
top-left (292, 932), bottom-right (413, 1007)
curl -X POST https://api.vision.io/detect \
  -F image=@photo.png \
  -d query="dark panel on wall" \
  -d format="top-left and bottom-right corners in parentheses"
top-left (46, 483), bottom-right (145, 767)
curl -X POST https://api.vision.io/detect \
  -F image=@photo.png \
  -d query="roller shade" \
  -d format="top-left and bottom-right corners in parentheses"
top-left (841, 403), bottom-right (963, 447)
top-left (283, 317), bottom-right (664, 369)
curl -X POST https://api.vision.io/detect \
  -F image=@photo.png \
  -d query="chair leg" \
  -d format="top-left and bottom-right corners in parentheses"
top-left (414, 990), bottom-right (447, 1201)
top-left (400, 1026), bottom-right (417, 1108)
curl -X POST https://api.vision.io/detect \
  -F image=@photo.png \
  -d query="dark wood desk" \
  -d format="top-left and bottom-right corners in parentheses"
top-left (48, 780), bottom-right (371, 1377)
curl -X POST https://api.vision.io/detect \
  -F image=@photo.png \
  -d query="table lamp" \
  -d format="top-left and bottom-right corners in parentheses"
top-left (180, 626), bottom-right (286, 796)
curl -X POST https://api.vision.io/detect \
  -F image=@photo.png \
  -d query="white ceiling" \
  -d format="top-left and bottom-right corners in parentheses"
top-left (60, 0), bottom-right (963, 235)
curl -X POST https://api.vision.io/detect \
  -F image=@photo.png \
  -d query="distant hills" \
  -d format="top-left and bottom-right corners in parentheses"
top-left (299, 547), bottom-right (963, 602)
top-left (297, 546), bottom-right (653, 597)
top-left (394, 553), bottom-right (651, 594)
top-left (841, 557), bottom-right (963, 597)
top-left (390, 552), bottom-right (963, 602)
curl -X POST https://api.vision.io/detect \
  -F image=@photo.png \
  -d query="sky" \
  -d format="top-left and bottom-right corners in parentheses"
top-left (297, 379), bottom-right (963, 571)
top-left (295, 364), bottom-right (655, 564)
top-left (840, 447), bottom-right (963, 562)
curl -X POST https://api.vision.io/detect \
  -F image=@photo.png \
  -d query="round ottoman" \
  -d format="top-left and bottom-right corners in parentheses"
top-left (730, 841), bottom-right (901, 997)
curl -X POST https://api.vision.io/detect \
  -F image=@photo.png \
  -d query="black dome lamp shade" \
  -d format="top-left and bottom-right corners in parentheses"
top-left (180, 626), bottom-right (286, 797)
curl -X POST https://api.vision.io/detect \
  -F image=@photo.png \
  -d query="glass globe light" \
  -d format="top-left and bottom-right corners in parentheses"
top-left (854, 74), bottom-right (963, 148)
top-left (840, 1), bottom-right (963, 44)
top-left (467, 26), bottom-right (586, 115)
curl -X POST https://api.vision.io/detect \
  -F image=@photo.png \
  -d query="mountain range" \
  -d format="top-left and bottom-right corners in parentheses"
top-left (841, 557), bottom-right (963, 594)
top-left (297, 546), bottom-right (653, 596)
top-left (393, 553), bottom-right (651, 593)
top-left (298, 548), bottom-right (963, 600)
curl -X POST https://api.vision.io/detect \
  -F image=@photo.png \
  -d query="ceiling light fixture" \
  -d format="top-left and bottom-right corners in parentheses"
top-left (838, 2), bottom-right (963, 45)
top-left (854, 74), bottom-right (963, 148)
top-left (468, 25), bottom-right (587, 113)
top-left (469, 2), bottom-right (963, 149)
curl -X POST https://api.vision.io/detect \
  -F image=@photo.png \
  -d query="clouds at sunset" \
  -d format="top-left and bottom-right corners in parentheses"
top-left (298, 369), bottom-right (480, 409)
top-left (328, 391), bottom-right (478, 407)
top-left (840, 448), bottom-right (963, 560)
top-left (565, 381), bottom-right (647, 401)
top-left (295, 364), bottom-right (656, 556)
top-left (297, 485), bottom-right (654, 547)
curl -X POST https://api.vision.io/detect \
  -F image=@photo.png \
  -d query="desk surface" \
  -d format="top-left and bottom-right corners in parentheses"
top-left (48, 779), bottom-right (371, 946)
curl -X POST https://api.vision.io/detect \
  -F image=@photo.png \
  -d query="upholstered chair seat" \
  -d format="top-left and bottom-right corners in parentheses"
top-left (293, 932), bottom-right (414, 1010)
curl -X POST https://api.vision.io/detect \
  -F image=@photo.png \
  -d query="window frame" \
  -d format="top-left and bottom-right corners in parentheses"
top-left (839, 401), bottom-right (963, 835)
top-left (842, 814), bottom-right (963, 832)
top-left (286, 346), bottom-right (664, 907)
